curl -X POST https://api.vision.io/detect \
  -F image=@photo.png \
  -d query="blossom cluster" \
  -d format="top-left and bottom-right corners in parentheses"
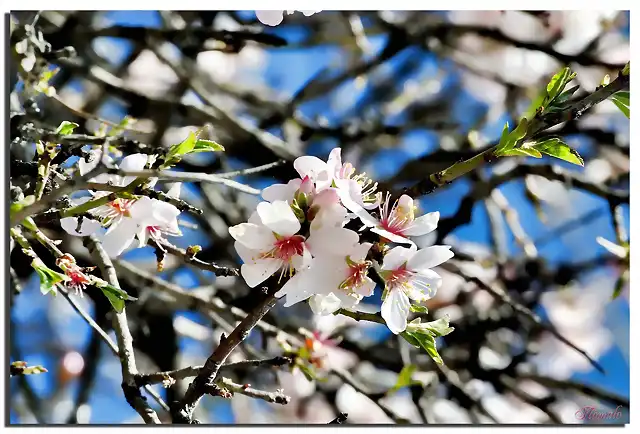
top-left (229, 148), bottom-right (454, 334)
top-left (61, 152), bottom-right (183, 259)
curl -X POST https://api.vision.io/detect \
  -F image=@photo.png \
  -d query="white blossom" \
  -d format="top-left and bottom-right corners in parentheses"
top-left (255, 10), bottom-right (321, 27)
top-left (380, 245), bottom-right (454, 334)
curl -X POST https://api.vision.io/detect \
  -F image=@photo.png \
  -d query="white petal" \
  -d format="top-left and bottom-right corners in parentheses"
top-left (326, 148), bottom-right (342, 177)
top-left (355, 278), bottom-right (376, 298)
top-left (151, 200), bottom-right (181, 223)
top-left (349, 242), bottom-right (373, 262)
top-left (278, 274), bottom-right (315, 306)
top-left (371, 227), bottom-right (415, 246)
top-left (234, 241), bottom-right (258, 264)
top-left (406, 269), bottom-right (442, 301)
top-left (403, 211), bottom-right (440, 236)
top-left (248, 211), bottom-right (261, 225)
top-left (241, 259), bottom-right (281, 288)
top-left (397, 195), bottom-right (414, 215)
top-left (291, 246), bottom-right (313, 271)
top-left (255, 10), bottom-right (284, 26)
top-left (256, 201), bottom-right (300, 236)
top-left (137, 226), bottom-right (150, 248)
top-left (336, 187), bottom-right (378, 227)
top-left (101, 219), bottom-right (139, 258)
top-left (596, 236), bottom-right (627, 259)
top-left (309, 293), bottom-right (342, 315)
top-left (60, 217), bottom-right (102, 237)
top-left (306, 227), bottom-right (359, 256)
top-left (127, 196), bottom-right (156, 222)
top-left (381, 289), bottom-right (411, 335)
top-left (382, 246), bottom-right (415, 270)
top-left (407, 245), bottom-right (454, 271)
top-left (262, 179), bottom-right (301, 203)
top-left (119, 153), bottom-right (148, 186)
top-left (310, 203), bottom-right (348, 231)
top-left (167, 183), bottom-right (182, 198)
top-left (78, 150), bottom-right (101, 176)
top-left (293, 156), bottom-right (328, 180)
top-left (229, 223), bottom-right (275, 250)
top-left (300, 10), bottom-right (321, 16)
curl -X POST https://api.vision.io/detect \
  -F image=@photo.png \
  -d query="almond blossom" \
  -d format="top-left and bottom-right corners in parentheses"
top-left (255, 10), bottom-right (321, 27)
top-left (340, 192), bottom-right (440, 245)
top-left (380, 245), bottom-right (454, 334)
top-left (56, 254), bottom-right (95, 297)
top-left (275, 240), bottom-right (375, 314)
top-left (230, 200), bottom-right (312, 288)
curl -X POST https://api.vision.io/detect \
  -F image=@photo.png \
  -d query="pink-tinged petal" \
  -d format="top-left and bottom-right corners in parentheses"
top-left (60, 217), bottom-right (102, 237)
top-left (381, 289), bottom-right (411, 335)
top-left (241, 259), bottom-right (282, 287)
top-left (255, 10), bottom-right (284, 26)
top-left (355, 278), bottom-right (376, 298)
top-left (407, 245), bottom-right (454, 271)
top-left (101, 218), bottom-right (139, 258)
top-left (403, 212), bottom-right (440, 237)
top-left (306, 227), bottom-right (359, 256)
top-left (167, 183), bottom-right (182, 198)
top-left (310, 202), bottom-right (348, 231)
top-left (349, 242), bottom-right (373, 262)
top-left (309, 293), bottom-right (342, 315)
top-left (262, 179), bottom-right (301, 203)
top-left (257, 200), bottom-right (300, 236)
top-left (228, 223), bottom-right (276, 250)
top-left (313, 188), bottom-right (340, 207)
top-left (382, 246), bottom-right (416, 271)
top-left (371, 227), bottom-right (415, 246)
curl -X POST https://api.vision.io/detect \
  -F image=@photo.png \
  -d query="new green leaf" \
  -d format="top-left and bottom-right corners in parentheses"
top-left (95, 282), bottom-right (137, 313)
top-left (610, 92), bottom-right (630, 118)
top-left (410, 304), bottom-right (429, 314)
top-left (32, 260), bottom-right (67, 295)
top-left (56, 121), bottom-right (79, 136)
top-left (500, 148), bottom-right (542, 158)
top-left (193, 139), bottom-right (225, 153)
top-left (532, 138), bottom-right (584, 166)
top-left (387, 364), bottom-right (421, 396)
top-left (546, 67), bottom-right (576, 103)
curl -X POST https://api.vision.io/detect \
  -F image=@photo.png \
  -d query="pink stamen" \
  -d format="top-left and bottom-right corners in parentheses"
top-left (261, 235), bottom-right (305, 261)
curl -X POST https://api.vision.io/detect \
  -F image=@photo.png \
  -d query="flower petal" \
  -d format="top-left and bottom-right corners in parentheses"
top-left (326, 148), bottom-right (342, 177)
top-left (336, 188), bottom-right (378, 227)
top-left (403, 211), bottom-right (440, 236)
top-left (381, 288), bottom-right (411, 335)
top-left (309, 293), bottom-right (342, 315)
top-left (596, 236), bottom-right (628, 259)
top-left (294, 156), bottom-right (331, 189)
top-left (119, 153), bottom-right (148, 186)
top-left (60, 217), bottom-right (102, 237)
top-left (241, 259), bottom-right (282, 288)
top-left (348, 242), bottom-right (373, 262)
top-left (167, 182), bottom-right (182, 198)
top-left (406, 269), bottom-right (442, 301)
top-left (78, 149), bottom-right (101, 176)
top-left (277, 274), bottom-right (315, 306)
top-left (255, 10), bottom-right (284, 26)
top-left (407, 245), bottom-right (454, 271)
top-left (371, 227), bottom-right (415, 246)
top-left (234, 241), bottom-right (257, 264)
top-left (291, 246), bottom-right (313, 271)
top-left (256, 201), bottom-right (300, 236)
top-left (382, 246), bottom-right (416, 270)
top-left (151, 200), bottom-right (181, 223)
top-left (262, 179), bottom-right (301, 203)
top-left (229, 223), bottom-right (275, 251)
top-left (306, 227), bottom-right (359, 256)
top-left (355, 278), bottom-right (376, 298)
top-left (101, 218), bottom-right (139, 258)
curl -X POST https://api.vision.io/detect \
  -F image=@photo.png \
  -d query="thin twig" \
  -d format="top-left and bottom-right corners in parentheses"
top-left (218, 377), bottom-right (291, 405)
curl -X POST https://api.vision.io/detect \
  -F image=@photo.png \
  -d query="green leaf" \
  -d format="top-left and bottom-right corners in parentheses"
top-left (56, 121), bottom-right (79, 136)
top-left (553, 85), bottom-right (580, 106)
top-left (109, 116), bottom-right (136, 137)
top-left (32, 260), bottom-right (67, 295)
top-left (532, 138), bottom-right (584, 166)
top-left (546, 67), bottom-right (576, 103)
top-left (496, 122), bottom-right (511, 152)
top-left (610, 96), bottom-right (630, 118)
top-left (500, 148), bottom-right (542, 158)
top-left (622, 62), bottom-right (630, 76)
top-left (387, 364), bottom-right (422, 396)
top-left (166, 132), bottom-right (198, 161)
top-left (403, 331), bottom-right (443, 365)
top-left (612, 91), bottom-right (629, 106)
top-left (410, 304), bottom-right (429, 314)
top-left (612, 269), bottom-right (629, 300)
top-left (421, 317), bottom-right (455, 337)
top-left (10, 195), bottom-right (36, 217)
top-left (508, 118), bottom-right (529, 143)
top-left (95, 282), bottom-right (137, 313)
top-left (193, 139), bottom-right (225, 153)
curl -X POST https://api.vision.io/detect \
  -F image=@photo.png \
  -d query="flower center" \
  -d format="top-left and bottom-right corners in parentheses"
top-left (337, 164), bottom-right (380, 206)
top-left (385, 265), bottom-right (412, 290)
top-left (379, 193), bottom-right (415, 235)
top-left (108, 198), bottom-right (135, 216)
top-left (262, 235), bottom-right (306, 261)
top-left (339, 258), bottom-right (370, 293)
